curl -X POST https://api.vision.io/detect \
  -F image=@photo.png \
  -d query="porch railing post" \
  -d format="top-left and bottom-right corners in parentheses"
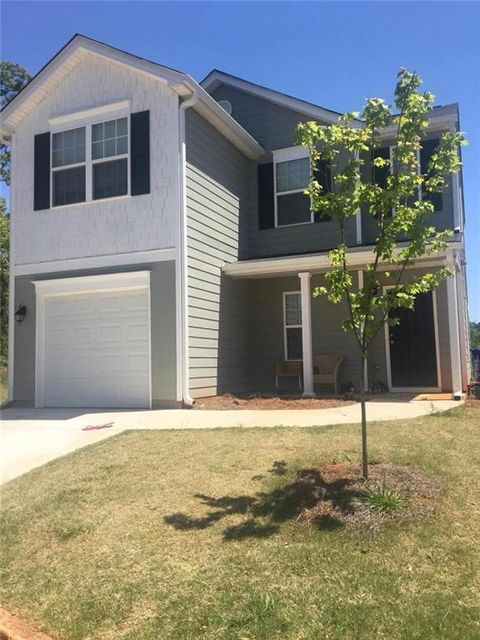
top-left (299, 271), bottom-right (314, 396)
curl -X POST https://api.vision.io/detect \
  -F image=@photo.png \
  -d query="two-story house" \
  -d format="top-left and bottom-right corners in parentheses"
top-left (1, 34), bottom-right (470, 408)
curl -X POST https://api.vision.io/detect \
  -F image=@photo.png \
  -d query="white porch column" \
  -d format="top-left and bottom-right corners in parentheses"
top-left (299, 272), bottom-right (314, 396)
top-left (446, 265), bottom-right (463, 399)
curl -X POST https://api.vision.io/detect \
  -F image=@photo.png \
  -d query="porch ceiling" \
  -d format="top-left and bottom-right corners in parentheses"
top-left (223, 247), bottom-right (451, 279)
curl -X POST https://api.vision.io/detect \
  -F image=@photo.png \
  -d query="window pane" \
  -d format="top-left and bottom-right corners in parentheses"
top-left (104, 139), bottom-right (116, 157)
top-left (92, 141), bottom-right (103, 160)
top-left (92, 123), bottom-right (103, 142)
top-left (53, 166), bottom-right (86, 206)
top-left (276, 157), bottom-right (310, 193)
top-left (277, 192), bottom-right (311, 226)
top-left (91, 117), bottom-right (128, 160)
top-left (116, 136), bottom-right (128, 155)
top-left (93, 159), bottom-right (128, 200)
top-left (286, 327), bottom-right (303, 360)
top-left (117, 117), bottom-right (128, 136)
top-left (285, 293), bottom-right (302, 326)
top-left (52, 127), bottom-right (85, 167)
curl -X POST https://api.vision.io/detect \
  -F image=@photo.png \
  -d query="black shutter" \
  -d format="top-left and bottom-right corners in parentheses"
top-left (314, 159), bottom-right (332, 222)
top-left (130, 110), bottom-right (150, 196)
top-left (34, 132), bottom-right (50, 211)
top-left (372, 147), bottom-right (390, 188)
top-left (420, 138), bottom-right (442, 212)
top-left (257, 162), bottom-right (274, 229)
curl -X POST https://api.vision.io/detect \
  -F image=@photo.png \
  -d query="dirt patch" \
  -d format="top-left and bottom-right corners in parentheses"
top-left (193, 393), bottom-right (355, 410)
top-left (0, 606), bottom-right (54, 640)
top-left (295, 462), bottom-right (442, 534)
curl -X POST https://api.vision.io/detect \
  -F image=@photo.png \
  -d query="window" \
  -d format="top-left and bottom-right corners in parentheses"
top-left (92, 118), bottom-right (128, 199)
top-left (52, 127), bottom-right (86, 206)
top-left (420, 138), bottom-right (443, 212)
top-left (276, 156), bottom-right (311, 226)
top-left (51, 116), bottom-right (129, 207)
top-left (283, 292), bottom-right (303, 360)
top-left (274, 147), bottom-right (332, 227)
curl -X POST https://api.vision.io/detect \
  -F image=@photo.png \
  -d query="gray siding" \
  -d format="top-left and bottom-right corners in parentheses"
top-left (12, 261), bottom-right (177, 405)
top-left (185, 109), bottom-right (253, 397)
top-left (248, 268), bottom-right (454, 393)
top-left (210, 84), bottom-right (357, 259)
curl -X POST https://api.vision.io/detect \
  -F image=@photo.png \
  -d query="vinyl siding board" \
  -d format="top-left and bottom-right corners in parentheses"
top-left (186, 109), bottom-right (253, 397)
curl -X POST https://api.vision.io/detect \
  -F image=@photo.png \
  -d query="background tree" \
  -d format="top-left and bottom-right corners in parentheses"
top-left (297, 69), bottom-right (466, 479)
top-left (470, 321), bottom-right (480, 350)
top-left (0, 61), bottom-right (31, 367)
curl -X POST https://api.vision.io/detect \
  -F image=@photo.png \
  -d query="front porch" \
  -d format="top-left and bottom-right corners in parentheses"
top-left (220, 247), bottom-right (466, 399)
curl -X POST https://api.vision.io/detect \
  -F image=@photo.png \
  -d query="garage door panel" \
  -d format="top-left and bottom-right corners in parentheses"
top-left (42, 286), bottom-right (151, 408)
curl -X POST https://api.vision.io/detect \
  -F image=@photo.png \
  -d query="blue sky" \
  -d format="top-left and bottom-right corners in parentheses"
top-left (2, 1), bottom-right (479, 319)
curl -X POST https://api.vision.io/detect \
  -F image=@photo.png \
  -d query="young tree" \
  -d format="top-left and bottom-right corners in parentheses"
top-left (1, 61), bottom-right (31, 184)
top-left (297, 69), bottom-right (466, 479)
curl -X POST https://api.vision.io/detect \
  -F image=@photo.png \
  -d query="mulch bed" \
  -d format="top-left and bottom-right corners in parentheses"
top-left (193, 393), bottom-right (355, 410)
top-left (294, 462), bottom-right (442, 534)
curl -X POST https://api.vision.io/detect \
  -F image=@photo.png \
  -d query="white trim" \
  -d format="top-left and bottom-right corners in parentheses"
top-left (48, 100), bottom-right (131, 127)
top-left (283, 290), bottom-right (302, 362)
top-left (383, 285), bottom-right (442, 393)
top-left (14, 247), bottom-right (177, 276)
top-left (298, 273), bottom-right (314, 396)
top-left (33, 270), bottom-right (151, 408)
top-left (200, 70), bottom-right (356, 127)
top-left (33, 270), bottom-right (151, 296)
top-left (446, 262), bottom-right (463, 398)
top-left (223, 247), bottom-right (450, 279)
top-left (272, 146), bottom-right (312, 228)
top-left (178, 91), bottom-right (199, 406)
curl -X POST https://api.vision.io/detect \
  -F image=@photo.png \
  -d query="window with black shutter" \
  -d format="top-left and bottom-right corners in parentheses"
top-left (34, 109), bottom-right (149, 209)
top-left (420, 138), bottom-right (443, 212)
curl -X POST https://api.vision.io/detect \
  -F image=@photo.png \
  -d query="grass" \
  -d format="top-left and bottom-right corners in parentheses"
top-left (361, 484), bottom-right (408, 513)
top-left (1, 404), bottom-right (479, 640)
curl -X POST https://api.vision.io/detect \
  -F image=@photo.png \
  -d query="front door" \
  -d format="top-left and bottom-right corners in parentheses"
top-left (387, 291), bottom-right (438, 389)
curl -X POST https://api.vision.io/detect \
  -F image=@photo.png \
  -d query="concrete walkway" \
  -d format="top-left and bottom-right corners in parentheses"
top-left (0, 397), bottom-right (460, 485)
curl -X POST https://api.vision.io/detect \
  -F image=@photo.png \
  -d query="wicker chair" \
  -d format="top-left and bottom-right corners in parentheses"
top-left (275, 361), bottom-right (302, 390)
top-left (313, 354), bottom-right (343, 394)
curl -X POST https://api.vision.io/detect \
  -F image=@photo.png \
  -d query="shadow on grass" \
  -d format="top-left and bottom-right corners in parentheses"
top-left (164, 460), bottom-right (363, 540)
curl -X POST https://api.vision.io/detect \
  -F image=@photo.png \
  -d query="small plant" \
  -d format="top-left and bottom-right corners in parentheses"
top-left (361, 485), bottom-right (407, 513)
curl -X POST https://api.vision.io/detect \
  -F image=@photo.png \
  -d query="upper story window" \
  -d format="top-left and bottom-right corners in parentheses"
top-left (51, 117), bottom-right (129, 207)
top-left (52, 127), bottom-right (86, 207)
top-left (34, 107), bottom-right (150, 212)
top-left (272, 146), bottom-right (331, 228)
top-left (372, 139), bottom-right (443, 213)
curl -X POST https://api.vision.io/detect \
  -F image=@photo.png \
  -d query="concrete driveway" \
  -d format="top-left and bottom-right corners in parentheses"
top-left (0, 397), bottom-right (460, 485)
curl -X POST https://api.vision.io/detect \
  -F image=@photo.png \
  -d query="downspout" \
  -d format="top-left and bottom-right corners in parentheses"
top-left (178, 90), bottom-right (198, 407)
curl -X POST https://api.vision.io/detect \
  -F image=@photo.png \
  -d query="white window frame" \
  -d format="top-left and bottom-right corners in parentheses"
top-left (283, 290), bottom-right (303, 361)
top-left (273, 146), bottom-right (312, 228)
top-left (50, 109), bottom-right (131, 208)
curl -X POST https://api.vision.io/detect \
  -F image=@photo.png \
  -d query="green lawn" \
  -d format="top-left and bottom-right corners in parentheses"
top-left (1, 404), bottom-right (479, 640)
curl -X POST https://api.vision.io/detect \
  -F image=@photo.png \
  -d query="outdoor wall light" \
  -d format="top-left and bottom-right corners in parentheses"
top-left (15, 305), bottom-right (27, 324)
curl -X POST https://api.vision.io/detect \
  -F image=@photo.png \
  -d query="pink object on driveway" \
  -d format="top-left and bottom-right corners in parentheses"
top-left (81, 422), bottom-right (114, 431)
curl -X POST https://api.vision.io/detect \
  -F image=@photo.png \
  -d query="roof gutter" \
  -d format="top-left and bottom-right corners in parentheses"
top-left (178, 90), bottom-right (199, 407)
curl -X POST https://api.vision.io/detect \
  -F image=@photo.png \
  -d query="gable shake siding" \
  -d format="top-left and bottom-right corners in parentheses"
top-left (185, 110), bottom-right (253, 397)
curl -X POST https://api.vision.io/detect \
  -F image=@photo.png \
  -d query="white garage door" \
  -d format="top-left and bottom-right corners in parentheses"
top-left (35, 272), bottom-right (151, 408)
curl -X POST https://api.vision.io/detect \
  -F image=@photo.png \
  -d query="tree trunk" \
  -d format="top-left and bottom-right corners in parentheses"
top-left (359, 353), bottom-right (368, 480)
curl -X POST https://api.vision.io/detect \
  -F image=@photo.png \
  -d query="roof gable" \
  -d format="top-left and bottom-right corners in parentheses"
top-left (201, 69), bottom-right (362, 126)
top-left (1, 35), bottom-right (264, 159)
